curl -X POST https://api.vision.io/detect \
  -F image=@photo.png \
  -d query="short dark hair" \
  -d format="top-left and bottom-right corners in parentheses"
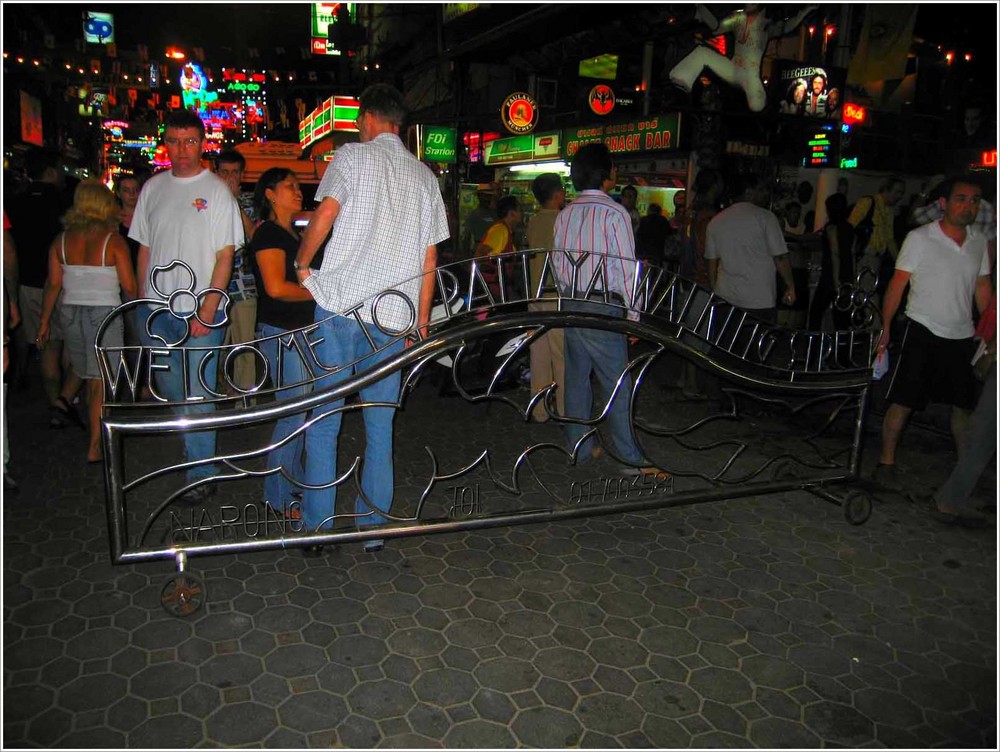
top-left (358, 84), bottom-right (407, 127)
top-left (531, 173), bottom-right (563, 205)
top-left (621, 185), bottom-right (638, 199)
top-left (825, 191), bottom-right (848, 222)
top-left (728, 172), bottom-right (762, 200)
top-left (938, 174), bottom-right (983, 201)
top-left (878, 176), bottom-right (904, 195)
top-left (496, 195), bottom-right (519, 219)
top-left (164, 110), bottom-right (205, 138)
top-left (254, 167), bottom-right (296, 221)
top-left (25, 149), bottom-right (61, 180)
top-left (570, 143), bottom-right (613, 192)
top-left (217, 150), bottom-right (246, 171)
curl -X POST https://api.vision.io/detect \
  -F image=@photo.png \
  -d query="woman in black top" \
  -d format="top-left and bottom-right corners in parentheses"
top-left (808, 192), bottom-right (856, 332)
top-left (250, 167), bottom-right (315, 519)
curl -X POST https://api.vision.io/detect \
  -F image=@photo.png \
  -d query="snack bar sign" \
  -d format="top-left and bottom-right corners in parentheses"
top-left (563, 114), bottom-right (682, 157)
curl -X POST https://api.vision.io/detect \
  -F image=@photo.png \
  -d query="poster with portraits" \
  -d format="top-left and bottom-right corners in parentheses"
top-left (772, 61), bottom-right (846, 120)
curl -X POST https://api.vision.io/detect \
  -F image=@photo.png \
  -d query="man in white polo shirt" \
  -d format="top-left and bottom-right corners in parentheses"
top-left (874, 175), bottom-right (993, 493)
top-left (130, 110), bottom-right (243, 502)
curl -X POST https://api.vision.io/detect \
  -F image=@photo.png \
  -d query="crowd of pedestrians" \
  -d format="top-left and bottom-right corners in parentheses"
top-left (2, 83), bottom-right (995, 543)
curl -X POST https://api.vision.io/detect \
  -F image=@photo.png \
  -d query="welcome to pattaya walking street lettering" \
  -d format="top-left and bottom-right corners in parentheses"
top-left (98, 250), bottom-right (835, 406)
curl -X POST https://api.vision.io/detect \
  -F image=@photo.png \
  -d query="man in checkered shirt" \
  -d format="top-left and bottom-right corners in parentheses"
top-left (293, 84), bottom-right (449, 553)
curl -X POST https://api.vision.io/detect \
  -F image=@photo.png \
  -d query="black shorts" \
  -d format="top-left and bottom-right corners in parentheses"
top-left (885, 320), bottom-right (977, 411)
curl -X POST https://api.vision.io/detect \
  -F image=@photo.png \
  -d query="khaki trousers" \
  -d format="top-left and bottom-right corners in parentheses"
top-left (222, 298), bottom-right (258, 391)
top-left (528, 299), bottom-right (565, 421)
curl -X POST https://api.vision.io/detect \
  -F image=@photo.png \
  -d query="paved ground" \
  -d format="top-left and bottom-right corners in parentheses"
top-left (2, 351), bottom-right (996, 748)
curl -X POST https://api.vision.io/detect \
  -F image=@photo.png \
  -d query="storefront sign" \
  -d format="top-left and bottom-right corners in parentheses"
top-left (311, 2), bottom-right (356, 56)
top-left (562, 114), bottom-right (681, 158)
top-left (842, 103), bottom-right (866, 125)
top-left (805, 129), bottom-right (836, 167)
top-left (981, 150), bottom-right (997, 168)
top-left (500, 92), bottom-right (539, 135)
top-left (589, 85), bottom-right (615, 116)
top-left (420, 126), bottom-right (457, 163)
top-left (483, 132), bottom-right (560, 166)
top-left (299, 95), bottom-right (359, 148)
top-left (725, 141), bottom-right (770, 158)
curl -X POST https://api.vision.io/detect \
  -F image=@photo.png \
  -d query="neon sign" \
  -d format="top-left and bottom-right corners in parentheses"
top-left (179, 62), bottom-right (218, 110)
top-left (982, 150), bottom-right (997, 168)
top-left (842, 103), bottom-right (866, 125)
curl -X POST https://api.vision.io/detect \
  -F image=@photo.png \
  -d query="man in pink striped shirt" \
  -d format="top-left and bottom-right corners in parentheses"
top-left (552, 143), bottom-right (659, 475)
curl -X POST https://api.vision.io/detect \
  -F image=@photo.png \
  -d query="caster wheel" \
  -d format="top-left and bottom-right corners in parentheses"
top-left (843, 491), bottom-right (872, 525)
top-left (160, 573), bottom-right (205, 617)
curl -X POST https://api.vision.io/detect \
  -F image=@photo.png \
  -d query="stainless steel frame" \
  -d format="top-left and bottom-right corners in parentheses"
top-left (98, 251), bottom-right (881, 613)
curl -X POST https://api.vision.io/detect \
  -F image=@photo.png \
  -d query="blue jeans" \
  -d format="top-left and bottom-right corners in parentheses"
top-left (138, 305), bottom-right (226, 482)
top-left (302, 313), bottom-right (403, 532)
top-left (562, 300), bottom-right (644, 465)
top-left (259, 323), bottom-right (313, 510)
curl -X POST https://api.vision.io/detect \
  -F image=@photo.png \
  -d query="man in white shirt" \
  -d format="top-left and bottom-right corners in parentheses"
top-left (705, 173), bottom-right (796, 323)
top-left (129, 110), bottom-right (243, 502)
top-left (294, 84), bottom-right (449, 553)
top-left (873, 176), bottom-right (992, 496)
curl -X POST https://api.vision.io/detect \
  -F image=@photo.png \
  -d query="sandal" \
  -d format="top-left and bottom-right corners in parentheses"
top-left (51, 396), bottom-right (86, 431)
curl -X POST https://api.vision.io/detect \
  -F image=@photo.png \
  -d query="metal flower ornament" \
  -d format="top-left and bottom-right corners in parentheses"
top-left (143, 260), bottom-right (231, 347)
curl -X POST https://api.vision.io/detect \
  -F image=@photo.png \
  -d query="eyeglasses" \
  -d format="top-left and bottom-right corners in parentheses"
top-left (164, 137), bottom-right (201, 148)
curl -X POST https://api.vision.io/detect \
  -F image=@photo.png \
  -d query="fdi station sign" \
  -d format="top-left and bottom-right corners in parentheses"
top-left (413, 125), bottom-right (457, 163)
top-left (563, 113), bottom-right (682, 158)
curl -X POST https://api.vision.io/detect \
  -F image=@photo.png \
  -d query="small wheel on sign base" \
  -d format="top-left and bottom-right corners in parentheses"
top-left (160, 573), bottom-right (206, 617)
top-left (843, 491), bottom-right (873, 525)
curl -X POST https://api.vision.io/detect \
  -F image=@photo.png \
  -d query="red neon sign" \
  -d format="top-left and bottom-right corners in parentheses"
top-left (843, 103), bottom-right (866, 125)
top-left (982, 150), bottom-right (997, 168)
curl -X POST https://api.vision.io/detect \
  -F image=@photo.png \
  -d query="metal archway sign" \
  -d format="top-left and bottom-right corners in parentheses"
top-left (96, 251), bottom-right (881, 613)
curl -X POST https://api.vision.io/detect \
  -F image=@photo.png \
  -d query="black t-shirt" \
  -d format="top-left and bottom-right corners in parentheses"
top-left (6, 182), bottom-right (72, 288)
top-left (635, 214), bottom-right (672, 264)
top-left (249, 221), bottom-right (316, 331)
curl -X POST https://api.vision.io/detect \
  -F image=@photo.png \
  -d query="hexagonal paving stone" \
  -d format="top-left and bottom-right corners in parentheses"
top-left (443, 618), bottom-right (503, 649)
top-left (205, 701), bottom-right (279, 745)
top-left (748, 716), bottom-right (821, 747)
top-left (57, 673), bottom-right (128, 712)
top-left (130, 661), bottom-right (197, 700)
top-left (255, 604), bottom-right (312, 633)
top-left (439, 718), bottom-right (514, 747)
top-left (130, 619), bottom-right (193, 650)
top-left (548, 600), bottom-right (605, 629)
top-left (802, 700), bottom-right (875, 746)
top-left (3, 636), bottom-right (64, 670)
top-left (199, 653), bottom-right (264, 689)
top-left (2, 684), bottom-right (54, 724)
top-left (633, 678), bottom-right (701, 718)
top-left (64, 627), bottom-right (130, 660)
top-left (368, 592), bottom-right (422, 619)
top-left (264, 643), bottom-right (327, 678)
top-left (386, 627), bottom-right (446, 659)
top-left (347, 679), bottom-right (417, 720)
top-left (496, 609), bottom-right (554, 639)
top-left (472, 656), bottom-right (541, 694)
top-left (638, 625), bottom-right (699, 657)
top-left (534, 646), bottom-right (597, 682)
top-left (472, 687), bottom-right (518, 724)
top-left (576, 692), bottom-right (644, 736)
top-left (328, 633), bottom-right (390, 667)
top-left (413, 667), bottom-right (479, 707)
top-left (129, 713), bottom-right (204, 748)
top-left (588, 636), bottom-right (649, 669)
top-left (687, 666), bottom-right (753, 705)
top-left (278, 691), bottom-right (348, 733)
top-left (511, 706), bottom-right (583, 747)
top-left (739, 654), bottom-right (804, 689)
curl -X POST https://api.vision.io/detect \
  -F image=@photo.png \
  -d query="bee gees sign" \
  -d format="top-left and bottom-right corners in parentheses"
top-left (501, 92), bottom-right (539, 134)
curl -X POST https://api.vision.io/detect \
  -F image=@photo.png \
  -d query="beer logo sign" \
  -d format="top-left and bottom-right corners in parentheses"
top-left (589, 84), bottom-right (616, 116)
top-left (501, 92), bottom-right (539, 134)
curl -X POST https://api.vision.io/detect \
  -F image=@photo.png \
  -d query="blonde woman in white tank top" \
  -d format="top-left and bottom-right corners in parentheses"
top-left (38, 180), bottom-right (137, 464)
